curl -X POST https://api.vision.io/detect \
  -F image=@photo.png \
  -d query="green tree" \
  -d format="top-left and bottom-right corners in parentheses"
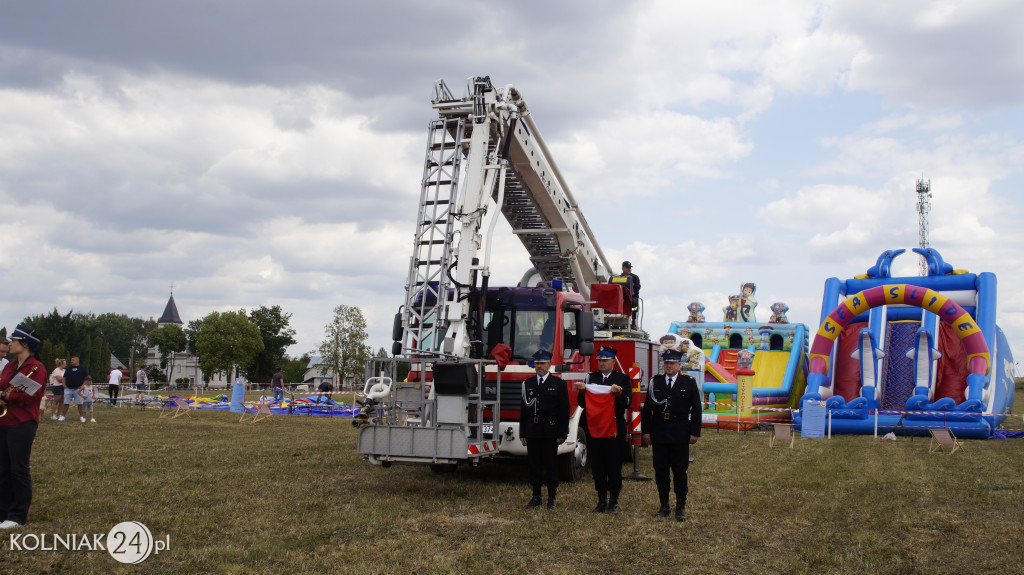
top-left (128, 317), bottom-right (158, 373)
top-left (318, 305), bottom-right (371, 390)
top-left (192, 310), bottom-right (264, 382)
top-left (20, 309), bottom-right (149, 376)
top-left (94, 313), bottom-right (136, 366)
top-left (244, 305), bottom-right (297, 383)
top-left (149, 324), bottom-right (188, 384)
top-left (282, 353), bottom-right (311, 386)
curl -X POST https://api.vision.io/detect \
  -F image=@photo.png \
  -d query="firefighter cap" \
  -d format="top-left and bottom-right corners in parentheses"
top-left (532, 349), bottom-right (553, 362)
top-left (596, 346), bottom-right (617, 359)
top-left (661, 349), bottom-right (683, 362)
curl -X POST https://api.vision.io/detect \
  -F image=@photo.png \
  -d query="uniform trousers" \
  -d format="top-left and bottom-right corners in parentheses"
top-left (588, 436), bottom-right (622, 496)
top-left (525, 437), bottom-right (559, 489)
top-left (651, 442), bottom-right (690, 505)
top-left (0, 421), bottom-right (37, 524)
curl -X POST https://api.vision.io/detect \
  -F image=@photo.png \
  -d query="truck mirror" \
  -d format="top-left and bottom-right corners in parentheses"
top-left (391, 341), bottom-right (402, 356)
top-left (391, 312), bottom-right (404, 342)
top-left (580, 341), bottom-right (594, 356)
top-left (578, 311), bottom-right (595, 342)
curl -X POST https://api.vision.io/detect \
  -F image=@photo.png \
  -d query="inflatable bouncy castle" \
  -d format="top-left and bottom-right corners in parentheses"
top-left (794, 248), bottom-right (1015, 438)
top-left (667, 283), bottom-right (809, 429)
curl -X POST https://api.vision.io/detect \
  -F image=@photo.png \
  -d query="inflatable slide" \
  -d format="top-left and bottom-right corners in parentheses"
top-left (794, 248), bottom-right (1016, 438)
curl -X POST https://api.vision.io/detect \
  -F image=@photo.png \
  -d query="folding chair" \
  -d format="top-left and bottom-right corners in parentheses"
top-left (159, 399), bottom-right (193, 420)
top-left (770, 423), bottom-right (795, 448)
top-left (240, 402), bottom-right (273, 424)
top-left (929, 428), bottom-right (963, 454)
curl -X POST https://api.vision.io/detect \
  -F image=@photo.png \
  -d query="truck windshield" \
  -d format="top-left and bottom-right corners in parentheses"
top-left (483, 308), bottom-right (555, 360)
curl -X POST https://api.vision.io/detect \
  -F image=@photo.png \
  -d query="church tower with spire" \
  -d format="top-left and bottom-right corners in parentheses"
top-left (158, 291), bottom-right (183, 327)
top-left (145, 289), bottom-right (227, 388)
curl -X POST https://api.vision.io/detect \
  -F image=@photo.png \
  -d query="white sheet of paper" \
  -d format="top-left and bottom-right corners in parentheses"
top-left (9, 373), bottom-right (42, 396)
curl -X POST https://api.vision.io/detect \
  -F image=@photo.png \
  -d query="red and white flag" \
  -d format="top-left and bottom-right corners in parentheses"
top-left (585, 382), bottom-right (617, 438)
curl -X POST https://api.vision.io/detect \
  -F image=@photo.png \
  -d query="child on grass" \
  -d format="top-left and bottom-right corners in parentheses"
top-left (78, 375), bottom-right (97, 423)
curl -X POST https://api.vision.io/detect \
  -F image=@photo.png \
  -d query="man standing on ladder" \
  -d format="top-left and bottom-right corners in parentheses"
top-left (622, 261), bottom-right (641, 329)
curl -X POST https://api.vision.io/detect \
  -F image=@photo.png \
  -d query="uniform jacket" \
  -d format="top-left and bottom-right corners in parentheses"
top-left (519, 372), bottom-right (570, 439)
top-left (641, 373), bottom-right (702, 444)
top-left (0, 357), bottom-right (48, 426)
top-left (577, 370), bottom-right (632, 440)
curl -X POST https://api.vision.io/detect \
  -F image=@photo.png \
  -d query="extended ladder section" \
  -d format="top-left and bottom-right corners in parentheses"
top-left (400, 116), bottom-right (466, 354)
top-left (400, 76), bottom-right (611, 358)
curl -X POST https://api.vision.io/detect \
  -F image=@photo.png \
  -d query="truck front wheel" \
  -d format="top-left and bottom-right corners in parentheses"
top-left (559, 430), bottom-right (588, 482)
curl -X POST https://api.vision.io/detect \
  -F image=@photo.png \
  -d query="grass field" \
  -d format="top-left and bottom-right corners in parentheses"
top-left (3, 392), bottom-right (1024, 574)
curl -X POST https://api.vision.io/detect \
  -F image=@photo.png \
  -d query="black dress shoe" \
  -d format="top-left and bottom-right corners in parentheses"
top-left (675, 506), bottom-right (687, 522)
top-left (546, 498), bottom-right (556, 510)
top-left (523, 496), bottom-right (542, 509)
top-left (591, 501), bottom-right (607, 513)
top-left (607, 502), bottom-right (620, 515)
top-left (655, 504), bottom-right (671, 518)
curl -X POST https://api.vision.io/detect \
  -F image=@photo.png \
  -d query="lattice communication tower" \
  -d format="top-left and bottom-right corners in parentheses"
top-left (916, 178), bottom-right (931, 276)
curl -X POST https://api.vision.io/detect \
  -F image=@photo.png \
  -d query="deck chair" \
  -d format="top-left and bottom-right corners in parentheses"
top-left (770, 423), bottom-right (795, 448)
top-left (929, 428), bottom-right (963, 454)
top-left (240, 402), bottom-right (273, 424)
top-left (159, 399), bottom-right (192, 420)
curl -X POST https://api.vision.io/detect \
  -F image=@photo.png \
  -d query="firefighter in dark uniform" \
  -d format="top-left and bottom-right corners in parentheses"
top-left (641, 349), bottom-right (702, 521)
top-left (575, 346), bottom-right (631, 514)
top-left (519, 349), bottom-right (569, 510)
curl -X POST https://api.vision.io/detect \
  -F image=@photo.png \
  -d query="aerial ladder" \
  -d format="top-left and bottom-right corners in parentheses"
top-left (360, 77), bottom-right (646, 476)
top-left (398, 76), bottom-right (612, 360)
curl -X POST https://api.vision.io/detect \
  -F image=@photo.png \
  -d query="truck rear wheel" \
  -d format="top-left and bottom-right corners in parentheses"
top-left (559, 430), bottom-right (588, 482)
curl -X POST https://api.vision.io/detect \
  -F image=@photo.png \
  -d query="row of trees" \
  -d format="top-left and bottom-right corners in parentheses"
top-left (9, 304), bottom-right (374, 386)
top-left (18, 309), bottom-right (154, 377)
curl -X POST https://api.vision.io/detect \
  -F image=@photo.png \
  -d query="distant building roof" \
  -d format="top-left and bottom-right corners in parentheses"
top-left (158, 294), bottom-right (183, 325)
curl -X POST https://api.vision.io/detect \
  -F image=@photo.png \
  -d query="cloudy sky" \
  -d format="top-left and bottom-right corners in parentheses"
top-left (2, 0), bottom-right (1023, 363)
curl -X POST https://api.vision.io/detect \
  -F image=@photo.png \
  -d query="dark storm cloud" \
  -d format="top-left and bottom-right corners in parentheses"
top-left (0, 0), bottom-right (633, 135)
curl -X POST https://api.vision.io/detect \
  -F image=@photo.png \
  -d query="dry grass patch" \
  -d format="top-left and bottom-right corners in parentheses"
top-left (1, 402), bottom-right (1022, 574)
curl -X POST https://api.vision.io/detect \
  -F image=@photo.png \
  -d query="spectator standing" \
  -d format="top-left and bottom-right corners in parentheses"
top-left (58, 356), bottom-right (89, 422)
top-left (78, 376), bottom-right (96, 423)
top-left (47, 359), bottom-right (66, 418)
top-left (135, 365), bottom-right (148, 406)
top-left (107, 366), bottom-right (122, 407)
top-left (0, 325), bottom-right (48, 529)
top-left (271, 367), bottom-right (285, 404)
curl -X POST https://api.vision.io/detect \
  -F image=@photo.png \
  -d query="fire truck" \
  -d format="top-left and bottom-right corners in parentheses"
top-left (357, 77), bottom-right (658, 480)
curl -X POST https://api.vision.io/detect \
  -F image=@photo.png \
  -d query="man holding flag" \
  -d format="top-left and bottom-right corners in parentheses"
top-left (575, 346), bottom-right (631, 515)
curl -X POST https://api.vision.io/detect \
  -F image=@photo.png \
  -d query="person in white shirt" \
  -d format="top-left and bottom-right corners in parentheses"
top-left (107, 367), bottom-right (123, 407)
top-left (48, 359), bottom-right (66, 420)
